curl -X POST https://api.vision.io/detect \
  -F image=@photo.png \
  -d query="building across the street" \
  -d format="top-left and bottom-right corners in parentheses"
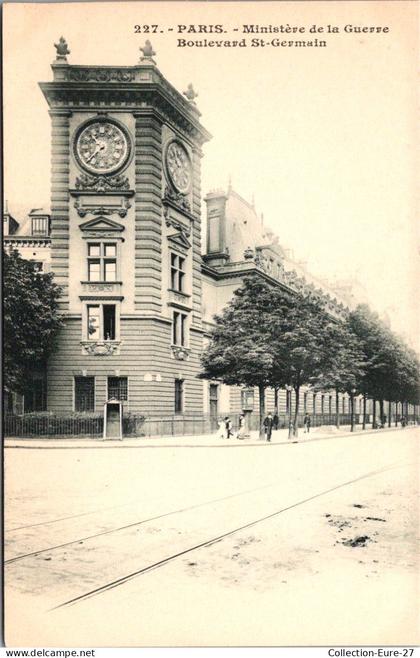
top-left (4, 40), bottom-right (389, 427)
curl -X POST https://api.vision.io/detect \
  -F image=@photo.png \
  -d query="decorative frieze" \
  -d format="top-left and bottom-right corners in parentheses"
top-left (168, 289), bottom-right (192, 311)
top-left (81, 282), bottom-right (122, 295)
top-left (80, 341), bottom-right (121, 356)
top-left (171, 345), bottom-right (191, 361)
top-left (64, 68), bottom-right (136, 83)
top-left (74, 197), bottom-right (131, 218)
top-left (74, 173), bottom-right (130, 193)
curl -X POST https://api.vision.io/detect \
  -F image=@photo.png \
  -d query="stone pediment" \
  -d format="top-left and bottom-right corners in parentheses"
top-left (79, 216), bottom-right (125, 233)
top-left (167, 231), bottom-right (191, 250)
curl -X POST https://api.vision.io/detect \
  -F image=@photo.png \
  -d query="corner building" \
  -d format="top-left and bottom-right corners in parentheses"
top-left (41, 49), bottom-right (211, 415)
top-left (30, 44), bottom-right (375, 422)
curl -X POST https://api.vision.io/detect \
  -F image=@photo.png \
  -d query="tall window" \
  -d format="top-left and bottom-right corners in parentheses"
top-left (172, 311), bottom-right (187, 346)
top-left (75, 376), bottom-right (95, 412)
top-left (88, 243), bottom-right (117, 282)
top-left (313, 393), bottom-right (317, 414)
top-left (170, 253), bottom-right (185, 292)
top-left (342, 397), bottom-right (346, 413)
top-left (25, 376), bottom-right (47, 412)
top-left (303, 392), bottom-right (308, 412)
top-left (87, 304), bottom-right (116, 341)
top-left (329, 395), bottom-right (332, 415)
top-left (31, 217), bottom-right (48, 236)
top-left (108, 377), bottom-right (128, 401)
top-left (321, 394), bottom-right (325, 414)
top-left (175, 379), bottom-right (184, 413)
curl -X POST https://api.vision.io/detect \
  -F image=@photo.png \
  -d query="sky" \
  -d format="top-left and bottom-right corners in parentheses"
top-left (3, 1), bottom-right (418, 350)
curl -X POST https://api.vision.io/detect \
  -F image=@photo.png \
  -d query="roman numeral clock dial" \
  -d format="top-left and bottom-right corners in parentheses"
top-left (166, 141), bottom-right (192, 195)
top-left (74, 119), bottom-right (131, 175)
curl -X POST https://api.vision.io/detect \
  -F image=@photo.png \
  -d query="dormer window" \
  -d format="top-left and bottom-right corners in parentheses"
top-left (31, 216), bottom-right (49, 236)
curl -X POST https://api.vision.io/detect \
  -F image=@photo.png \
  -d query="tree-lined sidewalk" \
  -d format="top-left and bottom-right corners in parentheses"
top-left (200, 275), bottom-right (420, 437)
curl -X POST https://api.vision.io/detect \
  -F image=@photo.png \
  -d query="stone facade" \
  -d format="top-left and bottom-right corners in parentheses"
top-left (4, 42), bottom-right (376, 421)
top-left (36, 45), bottom-right (210, 417)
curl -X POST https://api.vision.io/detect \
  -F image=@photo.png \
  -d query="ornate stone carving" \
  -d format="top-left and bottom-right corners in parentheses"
top-left (171, 345), bottom-right (191, 361)
top-left (75, 173), bottom-right (130, 192)
top-left (163, 206), bottom-right (191, 237)
top-left (139, 40), bottom-right (157, 64)
top-left (54, 37), bottom-right (70, 62)
top-left (81, 341), bottom-right (120, 356)
top-left (84, 232), bottom-right (121, 238)
top-left (244, 247), bottom-right (254, 260)
top-left (64, 68), bottom-right (136, 82)
top-left (163, 185), bottom-right (191, 211)
top-left (183, 83), bottom-right (198, 103)
top-left (75, 198), bottom-right (131, 218)
top-left (87, 284), bottom-right (114, 292)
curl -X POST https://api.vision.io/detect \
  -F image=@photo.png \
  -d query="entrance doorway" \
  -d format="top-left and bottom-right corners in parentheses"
top-left (104, 400), bottom-right (123, 439)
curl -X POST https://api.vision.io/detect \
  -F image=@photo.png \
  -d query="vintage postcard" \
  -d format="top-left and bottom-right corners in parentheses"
top-left (3, 0), bottom-right (419, 649)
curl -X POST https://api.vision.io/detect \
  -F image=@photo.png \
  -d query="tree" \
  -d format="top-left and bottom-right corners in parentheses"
top-left (391, 342), bottom-right (420, 420)
top-left (200, 275), bottom-right (279, 436)
top-left (314, 319), bottom-right (366, 431)
top-left (3, 249), bottom-right (63, 395)
top-left (270, 292), bottom-right (332, 437)
top-left (348, 305), bottom-right (420, 428)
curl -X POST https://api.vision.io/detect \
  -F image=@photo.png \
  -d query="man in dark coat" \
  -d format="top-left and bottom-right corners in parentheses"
top-left (263, 412), bottom-right (274, 442)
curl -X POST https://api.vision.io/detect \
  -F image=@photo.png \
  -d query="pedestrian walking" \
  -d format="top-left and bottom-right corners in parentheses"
top-left (218, 417), bottom-right (226, 439)
top-left (272, 413), bottom-right (279, 431)
top-left (237, 414), bottom-right (245, 439)
top-left (225, 416), bottom-right (233, 439)
top-left (400, 415), bottom-right (406, 428)
top-left (263, 412), bottom-right (274, 442)
top-left (303, 413), bottom-right (311, 433)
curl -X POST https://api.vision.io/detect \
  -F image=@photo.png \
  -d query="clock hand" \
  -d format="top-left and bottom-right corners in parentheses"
top-left (85, 141), bottom-right (106, 163)
top-left (85, 145), bottom-right (101, 162)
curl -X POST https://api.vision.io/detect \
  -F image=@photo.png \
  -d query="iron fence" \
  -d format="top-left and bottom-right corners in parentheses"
top-left (2, 410), bottom-right (394, 439)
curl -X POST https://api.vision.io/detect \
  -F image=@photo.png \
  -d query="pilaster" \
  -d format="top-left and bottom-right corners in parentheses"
top-left (191, 147), bottom-right (203, 328)
top-left (50, 109), bottom-right (71, 309)
top-left (134, 112), bottom-right (163, 314)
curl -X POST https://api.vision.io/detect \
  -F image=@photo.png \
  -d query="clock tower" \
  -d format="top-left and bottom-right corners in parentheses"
top-left (40, 40), bottom-right (210, 416)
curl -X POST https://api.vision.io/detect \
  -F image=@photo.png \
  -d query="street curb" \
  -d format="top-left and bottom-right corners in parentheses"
top-left (4, 425), bottom-right (418, 450)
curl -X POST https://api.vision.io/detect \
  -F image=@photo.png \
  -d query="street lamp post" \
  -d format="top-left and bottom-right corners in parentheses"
top-left (350, 388), bottom-right (356, 432)
top-left (286, 385), bottom-right (293, 439)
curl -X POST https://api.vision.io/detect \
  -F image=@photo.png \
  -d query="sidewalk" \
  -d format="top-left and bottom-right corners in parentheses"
top-left (4, 423), bottom-right (414, 449)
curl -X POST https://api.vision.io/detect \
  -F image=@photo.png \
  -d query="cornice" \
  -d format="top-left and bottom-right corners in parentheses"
top-left (4, 237), bottom-right (51, 247)
top-left (40, 67), bottom-right (211, 145)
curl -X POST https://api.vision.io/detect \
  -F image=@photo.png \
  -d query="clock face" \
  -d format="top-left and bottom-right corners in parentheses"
top-left (166, 141), bottom-right (192, 194)
top-left (74, 120), bottom-right (131, 175)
